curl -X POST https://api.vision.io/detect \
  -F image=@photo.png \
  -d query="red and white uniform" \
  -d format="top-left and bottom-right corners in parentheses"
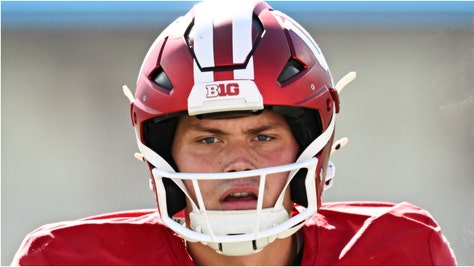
top-left (12, 201), bottom-right (456, 266)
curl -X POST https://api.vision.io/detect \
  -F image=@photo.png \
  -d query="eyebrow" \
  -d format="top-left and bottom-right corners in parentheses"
top-left (188, 125), bottom-right (227, 135)
top-left (187, 122), bottom-right (287, 136)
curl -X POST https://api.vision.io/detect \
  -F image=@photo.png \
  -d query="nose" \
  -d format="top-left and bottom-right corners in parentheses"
top-left (222, 139), bottom-right (256, 172)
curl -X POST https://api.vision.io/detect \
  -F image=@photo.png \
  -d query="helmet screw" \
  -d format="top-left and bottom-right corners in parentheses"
top-left (142, 95), bottom-right (147, 102)
top-left (310, 84), bottom-right (316, 91)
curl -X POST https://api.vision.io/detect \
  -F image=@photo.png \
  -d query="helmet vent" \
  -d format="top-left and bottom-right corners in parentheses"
top-left (150, 67), bottom-right (173, 91)
top-left (277, 58), bottom-right (305, 84)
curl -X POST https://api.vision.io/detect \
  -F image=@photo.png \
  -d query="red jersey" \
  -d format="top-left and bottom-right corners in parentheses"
top-left (12, 201), bottom-right (456, 265)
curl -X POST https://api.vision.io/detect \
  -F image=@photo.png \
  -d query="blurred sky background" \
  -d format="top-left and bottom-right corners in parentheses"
top-left (2, 1), bottom-right (474, 265)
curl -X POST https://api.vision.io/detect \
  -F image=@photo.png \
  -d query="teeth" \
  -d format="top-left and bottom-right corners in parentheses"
top-left (229, 192), bottom-right (252, 198)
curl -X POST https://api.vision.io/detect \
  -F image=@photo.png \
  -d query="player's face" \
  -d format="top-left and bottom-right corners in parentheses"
top-left (171, 110), bottom-right (299, 213)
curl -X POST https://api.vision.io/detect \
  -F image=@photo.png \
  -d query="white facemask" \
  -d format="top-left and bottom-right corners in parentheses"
top-left (152, 157), bottom-right (318, 256)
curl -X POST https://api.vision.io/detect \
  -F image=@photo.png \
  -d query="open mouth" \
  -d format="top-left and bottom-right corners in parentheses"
top-left (221, 191), bottom-right (259, 210)
top-left (224, 192), bottom-right (258, 202)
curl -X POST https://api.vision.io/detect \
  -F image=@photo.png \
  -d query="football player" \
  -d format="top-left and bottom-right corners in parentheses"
top-left (12, 0), bottom-right (456, 265)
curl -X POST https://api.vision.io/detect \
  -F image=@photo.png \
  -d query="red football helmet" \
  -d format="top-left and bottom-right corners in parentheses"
top-left (123, 0), bottom-right (354, 256)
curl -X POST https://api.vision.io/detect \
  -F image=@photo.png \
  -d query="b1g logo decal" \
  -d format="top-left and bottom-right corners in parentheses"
top-left (206, 83), bottom-right (240, 98)
top-left (188, 80), bottom-right (263, 115)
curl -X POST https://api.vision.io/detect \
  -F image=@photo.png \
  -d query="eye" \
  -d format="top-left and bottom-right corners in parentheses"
top-left (199, 137), bottom-right (217, 144)
top-left (255, 135), bottom-right (272, 142)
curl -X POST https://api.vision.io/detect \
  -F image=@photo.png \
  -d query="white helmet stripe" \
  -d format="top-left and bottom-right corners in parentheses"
top-left (193, 59), bottom-right (213, 84)
top-left (193, 2), bottom-right (214, 69)
top-left (234, 56), bottom-right (254, 80)
top-left (232, 0), bottom-right (255, 80)
top-left (193, 1), bottom-right (215, 84)
top-left (232, 0), bottom-right (253, 65)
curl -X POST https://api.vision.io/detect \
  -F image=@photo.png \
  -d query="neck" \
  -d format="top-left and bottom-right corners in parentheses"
top-left (186, 234), bottom-right (299, 266)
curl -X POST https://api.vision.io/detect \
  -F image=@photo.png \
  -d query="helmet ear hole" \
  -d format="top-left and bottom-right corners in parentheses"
top-left (290, 168), bottom-right (309, 207)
